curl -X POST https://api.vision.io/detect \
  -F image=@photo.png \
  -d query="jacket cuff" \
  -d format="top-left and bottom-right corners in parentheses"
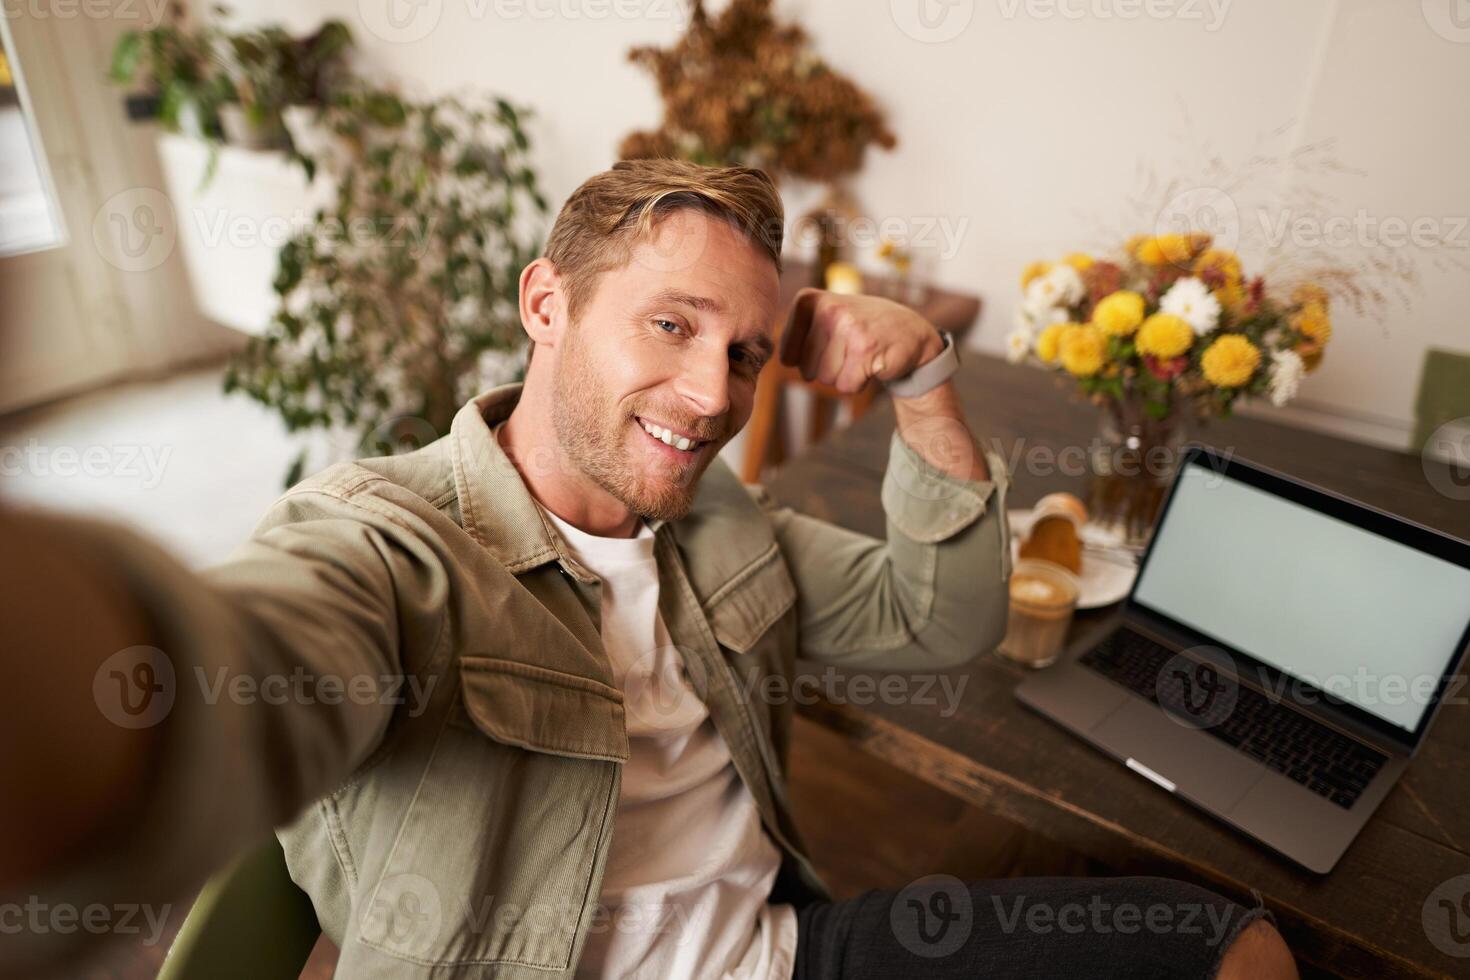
top-left (880, 430), bottom-right (1010, 543)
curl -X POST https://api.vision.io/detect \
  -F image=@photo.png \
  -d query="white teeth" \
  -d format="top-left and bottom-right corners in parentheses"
top-left (640, 418), bottom-right (699, 451)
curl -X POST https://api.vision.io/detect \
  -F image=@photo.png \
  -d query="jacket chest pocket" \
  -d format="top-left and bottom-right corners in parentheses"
top-left (355, 657), bottom-right (626, 971)
top-left (704, 549), bottom-right (798, 759)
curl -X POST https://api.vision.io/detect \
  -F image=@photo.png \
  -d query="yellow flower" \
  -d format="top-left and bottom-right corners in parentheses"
top-left (1059, 324), bottom-right (1106, 377)
top-left (1020, 260), bottom-right (1053, 289)
top-left (1291, 283), bottom-right (1330, 310)
top-left (1135, 313), bottom-right (1193, 359)
top-left (1092, 290), bottom-right (1146, 336)
top-left (1193, 248), bottom-right (1243, 284)
top-left (1293, 302), bottom-right (1332, 346)
top-left (1062, 252), bottom-right (1094, 272)
top-left (1215, 280), bottom-right (1247, 316)
top-left (1201, 334), bottom-right (1262, 388)
top-left (1036, 322), bottom-right (1068, 364)
top-left (1291, 302), bottom-right (1332, 368)
top-left (1134, 233), bottom-right (1209, 267)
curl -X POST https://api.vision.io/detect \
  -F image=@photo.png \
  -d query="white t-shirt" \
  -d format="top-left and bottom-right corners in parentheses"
top-left (536, 504), bottom-right (797, 980)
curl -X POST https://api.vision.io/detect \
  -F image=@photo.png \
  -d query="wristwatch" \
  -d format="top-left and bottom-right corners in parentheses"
top-left (885, 330), bottom-right (959, 398)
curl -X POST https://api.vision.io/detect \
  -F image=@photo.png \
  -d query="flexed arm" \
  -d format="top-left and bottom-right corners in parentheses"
top-left (755, 289), bottom-right (1011, 669)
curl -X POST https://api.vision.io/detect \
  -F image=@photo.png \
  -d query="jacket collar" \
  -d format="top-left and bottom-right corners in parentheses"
top-left (448, 383), bottom-right (668, 582)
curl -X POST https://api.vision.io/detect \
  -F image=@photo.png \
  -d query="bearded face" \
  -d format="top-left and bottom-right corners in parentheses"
top-left (547, 211), bottom-right (781, 522)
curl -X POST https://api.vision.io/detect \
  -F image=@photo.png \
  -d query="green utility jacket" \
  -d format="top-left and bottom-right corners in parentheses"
top-left (47, 383), bottom-right (1010, 978)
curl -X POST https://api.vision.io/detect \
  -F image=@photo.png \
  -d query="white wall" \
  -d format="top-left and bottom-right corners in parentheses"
top-left (211, 0), bottom-right (1467, 448)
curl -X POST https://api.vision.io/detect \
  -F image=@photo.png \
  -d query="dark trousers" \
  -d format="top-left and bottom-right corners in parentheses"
top-left (794, 875), bottom-right (1268, 979)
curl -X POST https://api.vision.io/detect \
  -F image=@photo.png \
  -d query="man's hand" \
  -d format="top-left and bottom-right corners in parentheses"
top-left (779, 287), bottom-right (946, 393)
top-left (779, 287), bottom-right (988, 482)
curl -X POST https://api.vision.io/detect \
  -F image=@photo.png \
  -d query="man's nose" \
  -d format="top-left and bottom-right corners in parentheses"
top-left (673, 346), bottom-right (731, 422)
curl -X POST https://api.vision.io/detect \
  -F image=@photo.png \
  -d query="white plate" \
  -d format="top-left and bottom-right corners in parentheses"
top-left (1007, 508), bottom-right (1138, 609)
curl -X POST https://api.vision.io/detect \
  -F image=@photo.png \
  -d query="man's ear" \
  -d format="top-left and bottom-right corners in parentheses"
top-left (519, 257), bottom-right (564, 347)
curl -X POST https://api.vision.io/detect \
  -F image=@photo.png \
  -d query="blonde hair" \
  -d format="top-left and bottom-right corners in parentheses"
top-left (543, 159), bottom-right (784, 325)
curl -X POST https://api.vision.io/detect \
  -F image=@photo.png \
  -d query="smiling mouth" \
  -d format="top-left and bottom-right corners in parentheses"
top-left (635, 416), bottom-right (711, 455)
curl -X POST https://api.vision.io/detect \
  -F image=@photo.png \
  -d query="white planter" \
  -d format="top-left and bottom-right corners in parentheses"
top-left (156, 131), bottom-right (333, 335)
top-left (218, 104), bottom-right (288, 151)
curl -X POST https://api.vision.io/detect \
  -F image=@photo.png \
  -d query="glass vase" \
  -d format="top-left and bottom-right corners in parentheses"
top-left (1088, 398), bottom-right (1189, 548)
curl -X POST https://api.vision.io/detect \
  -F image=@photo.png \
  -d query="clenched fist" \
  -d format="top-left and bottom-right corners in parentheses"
top-left (779, 287), bottom-right (947, 395)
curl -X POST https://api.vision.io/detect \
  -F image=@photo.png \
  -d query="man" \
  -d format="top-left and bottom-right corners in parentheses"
top-left (0, 159), bottom-right (1296, 978)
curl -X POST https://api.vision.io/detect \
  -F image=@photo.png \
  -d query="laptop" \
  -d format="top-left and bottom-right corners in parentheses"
top-left (1015, 446), bottom-right (1470, 873)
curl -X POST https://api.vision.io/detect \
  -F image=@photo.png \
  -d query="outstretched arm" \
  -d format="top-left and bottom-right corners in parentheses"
top-left (0, 472), bottom-right (448, 975)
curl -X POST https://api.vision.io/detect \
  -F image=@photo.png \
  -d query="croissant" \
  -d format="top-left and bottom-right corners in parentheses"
top-left (1017, 492), bottom-right (1088, 575)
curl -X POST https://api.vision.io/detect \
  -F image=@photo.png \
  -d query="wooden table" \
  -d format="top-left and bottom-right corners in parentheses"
top-left (767, 354), bottom-right (1470, 979)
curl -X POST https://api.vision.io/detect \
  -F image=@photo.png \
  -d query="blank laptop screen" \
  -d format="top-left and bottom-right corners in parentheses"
top-left (1132, 461), bottom-right (1470, 734)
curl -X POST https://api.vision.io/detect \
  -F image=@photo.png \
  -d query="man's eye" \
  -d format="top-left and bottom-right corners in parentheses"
top-left (731, 348), bottom-right (764, 373)
top-left (655, 319), bottom-right (681, 334)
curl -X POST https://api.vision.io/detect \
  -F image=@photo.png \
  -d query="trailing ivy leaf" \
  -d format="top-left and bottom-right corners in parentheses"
top-left (109, 32), bottom-right (144, 84)
top-left (283, 450), bottom-right (307, 489)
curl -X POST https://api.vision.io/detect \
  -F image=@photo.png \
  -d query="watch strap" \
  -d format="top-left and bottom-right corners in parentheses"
top-left (885, 330), bottom-right (959, 398)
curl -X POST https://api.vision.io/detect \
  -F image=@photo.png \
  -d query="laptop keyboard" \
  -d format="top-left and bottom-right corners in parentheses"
top-left (1080, 631), bottom-right (1387, 809)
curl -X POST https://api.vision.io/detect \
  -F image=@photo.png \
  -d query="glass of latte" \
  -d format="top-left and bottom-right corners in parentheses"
top-left (998, 558), bottom-right (1080, 668)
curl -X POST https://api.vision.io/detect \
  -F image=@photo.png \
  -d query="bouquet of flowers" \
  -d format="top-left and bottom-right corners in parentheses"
top-left (1006, 232), bottom-right (1334, 542)
top-left (1007, 232), bottom-right (1333, 417)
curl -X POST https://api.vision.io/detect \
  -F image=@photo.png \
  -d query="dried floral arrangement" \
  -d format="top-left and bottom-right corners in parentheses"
top-left (618, 0), bottom-right (895, 183)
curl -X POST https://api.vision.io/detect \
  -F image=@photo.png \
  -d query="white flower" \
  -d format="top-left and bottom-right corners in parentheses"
top-left (1268, 349), bottom-right (1305, 407)
top-left (1024, 263), bottom-right (1084, 316)
top-left (1038, 305), bottom-right (1068, 327)
top-left (1160, 276), bottom-right (1222, 335)
top-left (1014, 305), bottom-right (1066, 331)
top-left (1005, 324), bottom-right (1034, 364)
top-left (1020, 285), bottom-right (1052, 320)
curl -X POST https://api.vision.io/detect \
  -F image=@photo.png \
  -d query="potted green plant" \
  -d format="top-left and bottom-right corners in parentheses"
top-left (220, 19), bottom-right (353, 151)
top-left (110, 8), bottom-right (353, 155)
top-left (108, 7), bottom-right (232, 140)
top-left (224, 89), bottom-right (550, 484)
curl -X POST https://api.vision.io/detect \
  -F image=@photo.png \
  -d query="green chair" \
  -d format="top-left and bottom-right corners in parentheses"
top-left (157, 837), bottom-right (321, 980)
top-left (1413, 347), bottom-right (1470, 458)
